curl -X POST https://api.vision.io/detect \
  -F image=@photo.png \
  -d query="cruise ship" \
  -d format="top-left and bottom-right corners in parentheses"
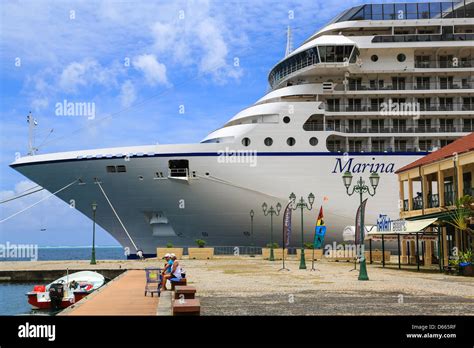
top-left (10, 1), bottom-right (474, 257)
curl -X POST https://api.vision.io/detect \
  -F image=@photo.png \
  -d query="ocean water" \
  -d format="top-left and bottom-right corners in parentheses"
top-left (1, 246), bottom-right (126, 261)
top-left (0, 246), bottom-right (125, 315)
top-left (0, 283), bottom-right (39, 315)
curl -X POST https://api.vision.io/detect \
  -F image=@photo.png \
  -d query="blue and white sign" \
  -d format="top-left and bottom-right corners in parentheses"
top-left (376, 214), bottom-right (407, 233)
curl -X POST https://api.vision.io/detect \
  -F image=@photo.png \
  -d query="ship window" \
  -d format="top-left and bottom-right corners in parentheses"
top-left (106, 166), bottom-right (116, 173)
top-left (309, 137), bottom-right (318, 146)
top-left (283, 116), bottom-right (291, 124)
top-left (168, 160), bottom-right (189, 178)
top-left (318, 45), bottom-right (355, 63)
top-left (264, 137), bottom-right (273, 146)
top-left (371, 55), bottom-right (378, 62)
top-left (117, 165), bottom-right (127, 173)
top-left (303, 114), bottom-right (324, 131)
top-left (287, 137), bottom-right (296, 146)
top-left (397, 53), bottom-right (406, 62)
top-left (242, 137), bottom-right (251, 146)
top-left (383, 4), bottom-right (395, 20)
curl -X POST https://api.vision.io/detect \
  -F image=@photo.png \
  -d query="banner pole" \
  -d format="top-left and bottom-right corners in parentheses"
top-left (279, 201), bottom-right (291, 271)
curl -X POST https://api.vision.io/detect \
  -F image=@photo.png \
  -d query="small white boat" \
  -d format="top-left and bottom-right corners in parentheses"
top-left (27, 271), bottom-right (105, 310)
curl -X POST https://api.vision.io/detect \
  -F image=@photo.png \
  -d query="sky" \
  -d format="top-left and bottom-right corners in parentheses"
top-left (0, 0), bottom-right (409, 247)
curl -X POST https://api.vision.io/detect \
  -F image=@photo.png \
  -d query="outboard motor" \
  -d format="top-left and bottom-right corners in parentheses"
top-left (49, 283), bottom-right (64, 310)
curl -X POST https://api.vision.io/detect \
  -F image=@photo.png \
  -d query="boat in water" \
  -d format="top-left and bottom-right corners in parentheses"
top-left (10, 1), bottom-right (474, 257)
top-left (26, 271), bottom-right (105, 310)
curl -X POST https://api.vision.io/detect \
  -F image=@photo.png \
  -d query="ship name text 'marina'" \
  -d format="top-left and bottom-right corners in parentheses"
top-left (332, 157), bottom-right (395, 174)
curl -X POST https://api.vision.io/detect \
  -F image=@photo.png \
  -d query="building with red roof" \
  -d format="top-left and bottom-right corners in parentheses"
top-left (396, 133), bottom-right (474, 268)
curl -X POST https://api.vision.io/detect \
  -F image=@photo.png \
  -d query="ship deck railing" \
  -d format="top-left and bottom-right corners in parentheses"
top-left (335, 82), bottom-right (474, 92)
top-left (325, 103), bottom-right (474, 112)
top-left (372, 33), bottom-right (474, 44)
top-left (415, 59), bottom-right (474, 69)
top-left (305, 123), bottom-right (474, 134)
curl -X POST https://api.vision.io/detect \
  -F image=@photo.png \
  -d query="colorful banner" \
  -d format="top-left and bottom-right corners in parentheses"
top-left (314, 226), bottom-right (326, 249)
top-left (283, 201), bottom-right (292, 247)
top-left (313, 206), bottom-right (326, 249)
top-left (355, 198), bottom-right (368, 245)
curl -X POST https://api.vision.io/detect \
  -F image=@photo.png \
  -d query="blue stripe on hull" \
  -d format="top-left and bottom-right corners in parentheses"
top-left (10, 151), bottom-right (428, 168)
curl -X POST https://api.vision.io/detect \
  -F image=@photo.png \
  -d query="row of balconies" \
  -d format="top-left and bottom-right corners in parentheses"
top-left (402, 188), bottom-right (473, 211)
top-left (325, 103), bottom-right (474, 112)
top-left (340, 81), bottom-right (473, 92)
top-left (327, 143), bottom-right (439, 153)
top-left (305, 123), bottom-right (474, 133)
top-left (372, 33), bottom-right (474, 43)
top-left (415, 59), bottom-right (474, 69)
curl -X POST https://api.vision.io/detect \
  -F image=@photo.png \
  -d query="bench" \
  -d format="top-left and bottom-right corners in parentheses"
top-left (174, 286), bottom-right (196, 300)
top-left (172, 298), bottom-right (200, 316)
top-left (170, 278), bottom-right (187, 290)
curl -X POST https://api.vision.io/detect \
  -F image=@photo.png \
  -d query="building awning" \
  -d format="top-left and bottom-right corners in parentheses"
top-left (366, 217), bottom-right (438, 238)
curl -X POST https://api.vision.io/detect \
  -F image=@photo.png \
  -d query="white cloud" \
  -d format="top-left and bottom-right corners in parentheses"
top-left (148, 1), bottom-right (243, 83)
top-left (119, 80), bottom-right (137, 108)
top-left (58, 59), bottom-right (121, 93)
top-left (132, 54), bottom-right (169, 86)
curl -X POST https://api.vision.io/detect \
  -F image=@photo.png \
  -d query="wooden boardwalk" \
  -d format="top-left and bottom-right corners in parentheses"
top-left (62, 270), bottom-right (159, 315)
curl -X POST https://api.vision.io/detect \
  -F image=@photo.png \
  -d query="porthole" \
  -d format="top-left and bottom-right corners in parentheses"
top-left (242, 137), bottom-right (251, 146)
top-left (287, 137), bottom-right (296, 146)
top-left (371, 55), bottom-right (378, 62)
top-left (397, 53), bottom-right (406, 62)
top-left (264, 137), bottom-right (273, 146)
top-left (309, 137), bottom-right (318, 146)
top-left (283, 116), bottom-right (291, 124)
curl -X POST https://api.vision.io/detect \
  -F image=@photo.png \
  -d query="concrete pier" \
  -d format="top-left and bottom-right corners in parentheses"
top-left (60, 270), bottom-right (159, 316)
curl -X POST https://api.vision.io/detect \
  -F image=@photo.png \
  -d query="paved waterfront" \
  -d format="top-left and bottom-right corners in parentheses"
top-left (3, 257), bottom-right (474, 315)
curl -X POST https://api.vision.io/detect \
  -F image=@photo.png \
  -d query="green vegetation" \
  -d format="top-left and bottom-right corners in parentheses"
top-left (195, 239), bottom-right (207, 248)
top-left (266, 242), bottom-right (279, 249)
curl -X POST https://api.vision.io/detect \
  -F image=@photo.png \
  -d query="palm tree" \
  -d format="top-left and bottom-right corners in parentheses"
top-left (442, 195), bottom-right (474, 247)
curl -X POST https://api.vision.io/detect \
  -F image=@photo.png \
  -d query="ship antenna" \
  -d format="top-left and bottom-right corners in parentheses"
top-left (285, 25), bottom-right (293, 57)
top-left (27, 111), bottom-right (38, 156)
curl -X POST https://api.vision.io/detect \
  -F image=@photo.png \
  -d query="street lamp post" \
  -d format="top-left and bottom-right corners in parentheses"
top-left (249, 210), bottom-right (255, 257)
top-left (342, 171), bottom-right (380, 281)
top-left (91, 202), bottom-right (98, 265)
top-left (262, 202), bottom-right (282, 261)
top-left (289, 192), bottom-right (315, 269)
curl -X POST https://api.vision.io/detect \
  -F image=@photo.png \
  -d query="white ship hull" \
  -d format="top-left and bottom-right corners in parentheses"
top-left (11, 145), bottom-right (424, 255)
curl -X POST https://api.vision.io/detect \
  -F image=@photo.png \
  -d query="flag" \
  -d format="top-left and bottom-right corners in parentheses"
top-left (355, 198), bottom-right (368, 245)
top-left (282, 201), bottom-right (292, 247)
top-left (316, 206), bottom-right (324, 226)
top-left (313, 206), bottom-right (326, 249)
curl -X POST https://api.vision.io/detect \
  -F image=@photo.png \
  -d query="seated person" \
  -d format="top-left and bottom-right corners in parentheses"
top-left (169, 254), bottom-right (183, 281)
top-left (160, 253), bottom-right (174, 291)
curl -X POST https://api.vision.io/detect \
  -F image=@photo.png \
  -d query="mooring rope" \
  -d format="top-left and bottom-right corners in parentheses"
top-left (0, 180), bottom-right (77, 223)
top-left (96, 181), bottom-right (138, 251)
top-left (0, 187), bottom-right (44, 204)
